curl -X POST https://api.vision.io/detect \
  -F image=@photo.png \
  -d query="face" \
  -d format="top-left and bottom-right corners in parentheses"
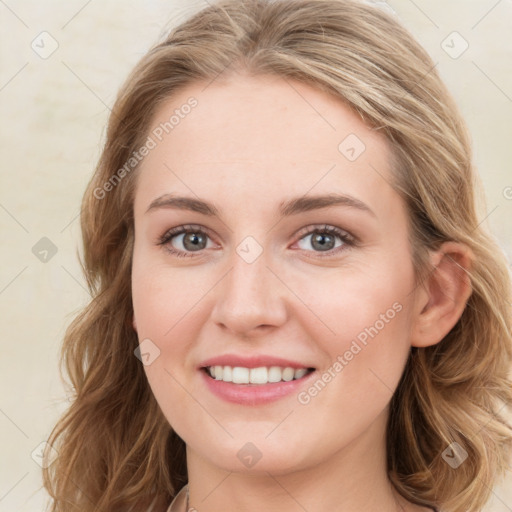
top-left (131, 72), bottom-right (419, 475)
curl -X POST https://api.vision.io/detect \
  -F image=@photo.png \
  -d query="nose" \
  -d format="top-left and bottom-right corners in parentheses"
top-left (210, 247), bottom-right (288, 336)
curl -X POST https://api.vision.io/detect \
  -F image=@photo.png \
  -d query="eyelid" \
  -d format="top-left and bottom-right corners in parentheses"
top-left (157, 223), bottom-right (216, 245)
top-left (290, 224), bottom-right (356, 259)
top-left (294, 224), bottom-right (355, 243)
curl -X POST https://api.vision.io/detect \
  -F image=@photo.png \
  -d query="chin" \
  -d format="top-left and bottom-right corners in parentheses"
top-left (194, 438), bottom-right (312, 476)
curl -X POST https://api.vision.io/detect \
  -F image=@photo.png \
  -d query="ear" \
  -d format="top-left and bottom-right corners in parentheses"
top-left (410, 242), bottom-right (473, 348)
top-left (132, 315), bottom-right (138, 333)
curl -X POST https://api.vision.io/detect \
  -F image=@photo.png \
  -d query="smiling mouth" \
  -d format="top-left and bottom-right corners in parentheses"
top-left (202, 365), bottom-right (316, 385)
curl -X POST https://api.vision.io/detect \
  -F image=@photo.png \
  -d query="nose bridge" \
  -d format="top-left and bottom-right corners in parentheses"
top-left (211, 242), bottom-right (287, 333)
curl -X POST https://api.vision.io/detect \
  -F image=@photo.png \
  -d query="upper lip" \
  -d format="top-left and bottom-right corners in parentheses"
top-left (199, 354), bottom-right (315, 370)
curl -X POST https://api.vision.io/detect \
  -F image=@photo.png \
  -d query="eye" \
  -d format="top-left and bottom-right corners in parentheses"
top-left (157, 223), bottom-right (356, 259)
top-left (293, 224), bottom-right (355, 257)
top-left (157, 224), bottom-right (215, 258)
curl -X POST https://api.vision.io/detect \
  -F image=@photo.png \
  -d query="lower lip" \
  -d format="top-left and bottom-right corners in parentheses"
top-left (200, 369), bottom-right (316, 405)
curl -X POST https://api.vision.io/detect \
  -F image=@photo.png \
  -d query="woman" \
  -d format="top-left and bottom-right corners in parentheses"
top-left (42, 1), bottom-right (512, 511)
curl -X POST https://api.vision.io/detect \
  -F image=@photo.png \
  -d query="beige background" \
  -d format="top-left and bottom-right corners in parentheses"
top-left (0, 0), bottom-right (511, 510)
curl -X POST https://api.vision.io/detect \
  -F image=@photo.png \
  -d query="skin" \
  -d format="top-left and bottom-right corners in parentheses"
top-left (131, 71), bottom-right (472, 512)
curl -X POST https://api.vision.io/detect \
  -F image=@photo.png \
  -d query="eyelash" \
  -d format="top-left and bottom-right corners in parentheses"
top-left (157, 223), bottom-right (356, 259)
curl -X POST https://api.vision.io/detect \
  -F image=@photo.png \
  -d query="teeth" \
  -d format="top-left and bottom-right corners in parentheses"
top-left (232, 367), bottom-right (249, 384)
top-left (268, 366), bottom-right (282, 383)
top-left (223, 365), bottom-right (233, 382)
top-left (282, 367), bottom-right (295, 382)
top-left (294, 368), bottom-right (308, 379)
top-left (250, 367), bottom-right (268, 384)
top-left (206, 365), bottom-right (312, 384)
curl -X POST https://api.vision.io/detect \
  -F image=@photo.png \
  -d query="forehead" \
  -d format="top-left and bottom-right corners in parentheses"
top-left (134, 72), bottom-right (397, 217)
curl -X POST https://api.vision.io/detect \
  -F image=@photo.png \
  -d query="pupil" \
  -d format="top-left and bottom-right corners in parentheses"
top-left (313, 233), bottom-right (333, 251)
top-left (184, 233), bottom-right (205, 251)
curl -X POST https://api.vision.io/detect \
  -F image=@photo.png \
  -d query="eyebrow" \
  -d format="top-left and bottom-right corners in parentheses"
top-left (145, 193), bottom-right (376, 218)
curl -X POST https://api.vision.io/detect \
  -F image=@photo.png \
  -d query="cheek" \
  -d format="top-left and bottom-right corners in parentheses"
top-left (297, 258), bottom-right (414, 399)
top-left (299, 257), bottom-right (413, 346)
top-left (131, 260), bottom-right (204, 429)
top-left (131, 255), bottom-right (210, 340)
top-left (131, 258), bottom-right (213, 413)
top-left (290, 280), bottom-right (412, 454)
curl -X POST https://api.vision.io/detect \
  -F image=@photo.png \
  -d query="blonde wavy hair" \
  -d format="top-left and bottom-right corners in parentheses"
top-left (42, 0), bottom-right (512, 511)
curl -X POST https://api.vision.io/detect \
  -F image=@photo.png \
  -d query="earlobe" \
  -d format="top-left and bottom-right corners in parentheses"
top-left (411, 242), bottom-right (473, 348)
